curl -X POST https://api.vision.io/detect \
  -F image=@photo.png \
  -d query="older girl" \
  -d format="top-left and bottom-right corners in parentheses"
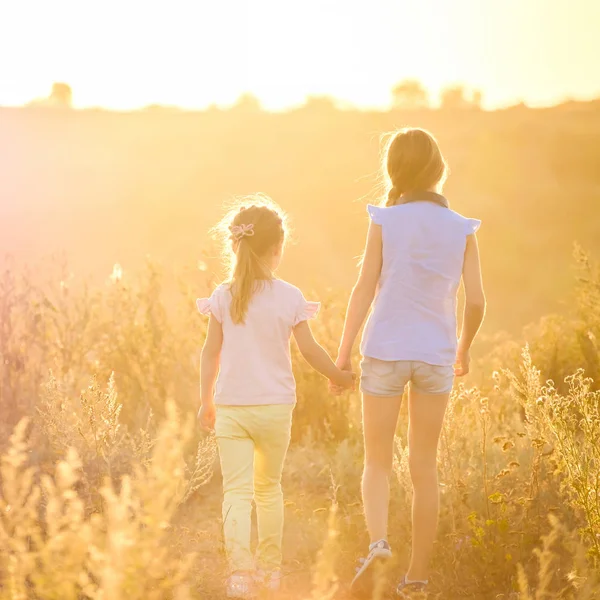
top-left (336, 129), bottom-right (486, 598)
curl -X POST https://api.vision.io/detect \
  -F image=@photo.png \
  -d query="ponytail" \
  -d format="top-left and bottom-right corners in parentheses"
top-left (213, 198), bottom-right (286, 325)
top-left (230, 239), bottom-right (268, 324)
top-left (386, 186), bottom-right (402, 207)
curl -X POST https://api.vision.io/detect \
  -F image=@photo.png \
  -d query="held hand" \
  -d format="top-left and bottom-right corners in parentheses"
top-left (198, 402), bottom-right (216, 432)
top-left (330, 368), bottom-right (356, 395)
top-left (329, 355), bottom-right (353, 395)
top-left (335, 355), bottom-right (352, 373)
top-left (339, 369), bottom-right (357, 390)
top-left (454, 345), bottom-right (471, 377)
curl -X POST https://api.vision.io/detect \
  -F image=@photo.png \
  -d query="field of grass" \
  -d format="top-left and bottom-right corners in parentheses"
top-left (1, 246), bottom-right (600, 599)
top-left (1, 104), bottom-right (600, 598)
top-left (2, 102), bottom-right (600, 334)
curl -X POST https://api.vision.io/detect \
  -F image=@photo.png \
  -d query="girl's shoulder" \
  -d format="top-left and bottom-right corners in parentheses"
top-left (207, 282), bottom-right (231, 302)
top-left (447, 209), bottom-right (482, 235)
top-left (271, 278), bottom-right (305, 300)
top-left (367, 203), bottom-right (481, 235)
top-left (366, 202), bottom-right (422, 225)
top-left (366, 203), bottom-right (392, 225)
top-left (273, 279), bottom-right (321, 324)
top-left (196, 283), bottom-right (230, 321)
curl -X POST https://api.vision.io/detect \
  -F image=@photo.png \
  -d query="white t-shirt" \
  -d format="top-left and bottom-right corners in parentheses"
top-left (197, 279), bottom-right (319, 405)
top-left (361, 201), bottom-right (481, 366)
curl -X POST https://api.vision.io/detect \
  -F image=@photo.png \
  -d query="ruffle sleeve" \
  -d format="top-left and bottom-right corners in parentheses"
top-left (367, 204), bottom-right (385, 226)
top-left (294, 298), bottom-right (321, 326)
top-left (465, 218), bottom-right (482, 235)
top-left (196, 298), bottom-right (212, 315)
top-left (196, 288), bottom-right (223, 322)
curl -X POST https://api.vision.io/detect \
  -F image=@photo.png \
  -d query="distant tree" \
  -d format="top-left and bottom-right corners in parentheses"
top-left (233, 93), bottom-right (262, 112)
top-left (440, 85), bottom-right (468, 109)
top-left (49, 82), bottom-right (73, 108)
top-left (472, 89), bottom-right (483, 109)
top-left (391, 80), bottom-right (429, 109)
top-left (302, 95), bottom-right (337, 112)
top-left (440, 85), bottom-right (483, 110)
top-left (143, 104), bottom-right (181, 112)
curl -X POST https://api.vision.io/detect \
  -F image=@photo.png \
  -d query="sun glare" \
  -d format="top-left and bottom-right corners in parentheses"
top-left (1, 0), bottom-right (599, 110)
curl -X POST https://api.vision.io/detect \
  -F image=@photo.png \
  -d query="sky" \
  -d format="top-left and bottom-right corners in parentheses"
top-left (1, 0), bottom-right (599, 111)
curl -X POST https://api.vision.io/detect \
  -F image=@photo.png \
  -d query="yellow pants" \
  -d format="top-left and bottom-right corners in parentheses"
top-left (215, 404), bottom-right (294, 573)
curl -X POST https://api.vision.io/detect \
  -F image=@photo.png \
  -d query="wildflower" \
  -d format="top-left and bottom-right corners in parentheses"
top-left (110, 263), bottom-right (123, 283)
top-left (479, 396), bottom-right (489, 416)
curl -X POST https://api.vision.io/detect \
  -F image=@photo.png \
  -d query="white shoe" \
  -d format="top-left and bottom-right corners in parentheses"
top-left (255, 568), bottom-right (283, 592)
top-left (350, 540), bottom-right (393, 598)
top-left (226, 572), bottom-right (257, 599)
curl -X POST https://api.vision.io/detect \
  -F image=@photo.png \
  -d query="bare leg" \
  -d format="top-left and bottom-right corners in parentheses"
top-left (406, 388), bottom-right (449, 581)
top-left (362, 393), bottom-right (403, 544)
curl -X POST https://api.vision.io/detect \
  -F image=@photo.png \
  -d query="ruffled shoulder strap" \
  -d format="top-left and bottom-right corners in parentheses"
top-left (367, 204), bottom-right (385, 226)
top-left (464, 218), bottom-right (481, 235)
top-left (196, 285), bottom-right (225, 322)
top-left (196, 298), bottom-right (212, 315)
top-left (294, 297), bottom-right (321, 326)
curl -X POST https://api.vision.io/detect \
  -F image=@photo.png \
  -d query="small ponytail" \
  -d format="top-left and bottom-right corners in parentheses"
top-left (230, 238), bottom-right (262, 324)
top-left (214, 197), bottom-right (286, 325)
top-left (386, 186), bottom-right (402, 207)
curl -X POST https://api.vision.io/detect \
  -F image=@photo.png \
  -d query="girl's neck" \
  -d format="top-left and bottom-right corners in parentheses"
top-left (398, 190), bottom-right (449, 208)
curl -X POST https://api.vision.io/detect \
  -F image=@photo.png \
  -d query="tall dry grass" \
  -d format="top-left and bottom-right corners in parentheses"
top-left (0, 248), bottom-right (599, 597)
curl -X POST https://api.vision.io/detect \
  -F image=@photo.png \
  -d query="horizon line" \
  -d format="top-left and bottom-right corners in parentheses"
top-left (1, 96), bottom-right (599, 115)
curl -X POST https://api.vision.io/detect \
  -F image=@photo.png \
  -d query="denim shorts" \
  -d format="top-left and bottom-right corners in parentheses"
top-left (360, 357), bottom-right (454, 396)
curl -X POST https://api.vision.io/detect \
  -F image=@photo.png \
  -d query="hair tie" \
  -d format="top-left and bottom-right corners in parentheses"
top-left (231, 223), bottom-right (255, 241)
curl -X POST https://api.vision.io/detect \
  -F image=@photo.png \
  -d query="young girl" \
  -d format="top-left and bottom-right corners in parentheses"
top-left (335, 128), bottom-right (486, 598)
top-left (197, 197), bottom-right (354, 599)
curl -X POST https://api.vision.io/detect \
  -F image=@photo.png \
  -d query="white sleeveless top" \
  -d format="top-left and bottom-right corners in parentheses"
top-left (361, 197), bottom-right (481, 367)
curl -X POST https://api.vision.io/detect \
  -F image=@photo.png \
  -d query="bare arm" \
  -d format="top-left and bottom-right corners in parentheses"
top-left (456, 234), bottom-right (486, 375)
top-left (293, 321), bottom-right (354, 389)
top-left (198, 315), bottom-right (223, 428)
top-left (336, 222), bottom-right (383, 368)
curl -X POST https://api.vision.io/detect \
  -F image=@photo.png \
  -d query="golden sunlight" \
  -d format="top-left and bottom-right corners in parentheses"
top-left (3, 0), bottom-right (600, 598)
top-left (1, 0), bottom-right (599, 110)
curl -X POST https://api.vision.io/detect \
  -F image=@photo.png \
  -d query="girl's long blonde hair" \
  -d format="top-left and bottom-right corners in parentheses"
top-left (214, 196), bottom-right (286, 324)
top-left (383, 128), bottom-right (448, 206)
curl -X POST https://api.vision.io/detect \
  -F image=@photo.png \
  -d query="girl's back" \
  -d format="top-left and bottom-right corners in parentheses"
top-left (197, 198), bottom-right (353, 599)
top-left (337, 128), bottom-right (486, 599)
top-left (362, 197), bottom-right (480, 366)
top-left (200, 279), bottom-right (317, 405)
